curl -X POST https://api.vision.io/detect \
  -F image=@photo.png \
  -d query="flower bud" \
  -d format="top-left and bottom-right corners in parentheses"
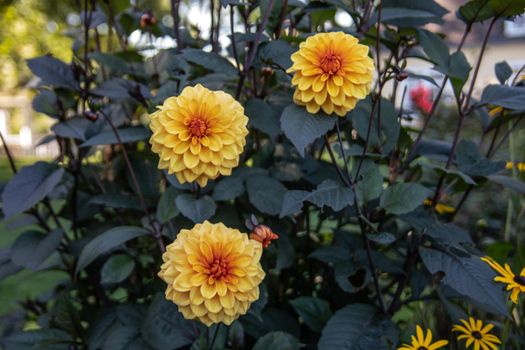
top-left (250, 224), bottom-right (279, 248)
top-left (140, 11), bottom-right (156, 28)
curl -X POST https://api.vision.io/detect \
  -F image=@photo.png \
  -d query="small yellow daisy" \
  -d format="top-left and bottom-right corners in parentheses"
top-left (397, 325), bottom-right (448, 350)
top-left (452, 317), bottom-right (501, 350)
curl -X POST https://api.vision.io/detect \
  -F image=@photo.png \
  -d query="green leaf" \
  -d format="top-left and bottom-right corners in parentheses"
top-left (246, 176), bottom-right (286, 216)
top-left (51, 117), bottom-right (92, 141)
top-left (80, 127), bottom-right (150, 147)
top-left (354, 160), bottom-right (383, 203)
top-left (76, 226), bottom-right (149, 274)
top-left (3, 329), bottom-right (73, 350)
top-left (91, 78), bottom-right (151, 100)
top-left (419, 248), bottom-right (509, 316)
top-left (366, 232), bottom-right (396, 245)
top-left (26, 56), bottom-right (79, 90)
top-left (401, 210), bottom-right (472, 244)
top-left (89, 194), bottom-right (142, 210)
top-left (458, 0), bottom-right (493, 24)
top-left (89, 52), bottom-right (130, 74)
top-left (456, 140), bottom-right (505, 177)
top-left (280, 104), bottom-right (336, 157)
top-left (280, 179), bottom-right (354, 217)
top-left (156, 187), bottom-right (180, 223)
top-left (258, 40), bottom-right (294, 70)
top-left (1, 161), bottom-right (65, 218)
top-left (380, 183), bottom-right (431, 215)
top-left (101, 255), bottom-right (135, 284)
top-left (495, 61), bottom-right (512, 84)
top-left (176, 194), bottom-right (217, 223)
top-left (213, 176), bottom-right (245, 201)
top-left (181, 48), bottom-right (237, 76)
top-left (318, 304), bottom-right (395, 350)
top-left (245, 98), bottom-right (282, 139)
top-left (417, 29), bottom-right (449, 67)
top-left (10, 229), bottom-right (63, 270)
top-left (252, 331), bottom-right (302, 350)
top-left (480, 85), bottom-right (525, 111)
top-left (489, 0), bottom-right (525, 17)
top-left (351, 98), bottom-right (400, 154)
top-left (141, 294), bottom-right (196, 349)
top-left (289, 297), bottom-right (332, 332)
top-left (32, 90), bottom-right (60, 118)
top-left (487, 174), bottom-right (525, 194)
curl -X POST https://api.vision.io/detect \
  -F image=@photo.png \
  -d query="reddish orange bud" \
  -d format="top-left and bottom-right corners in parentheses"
top-left (140, 11), bottom-right (156, 28)
top-left (250, 225), bottom-right (279, 248)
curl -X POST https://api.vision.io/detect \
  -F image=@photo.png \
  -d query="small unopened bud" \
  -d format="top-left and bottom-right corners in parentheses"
top-left (140, 11), bottom-right (157, 28)
top-left (84, 110), bottom-right (98, 122)
top-left (261, 66), bottom-right (273, 77)
top-left (250, 224), bottom-right (279, 248)
top-left (351, 129), bottom-right (358, 140)
top-left (395, 71), bottom-right (408, 81)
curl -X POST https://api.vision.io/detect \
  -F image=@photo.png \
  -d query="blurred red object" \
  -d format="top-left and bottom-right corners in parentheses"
top-left (410, 84), bottom-right (433, 114)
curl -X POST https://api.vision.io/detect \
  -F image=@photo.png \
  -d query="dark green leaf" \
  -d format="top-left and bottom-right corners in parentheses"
top-left (259, 40), bottom-right (294, 70)
top-left (280, 190), bottom-right (309, 217)
top-left (480, 85), bottom-right (525, 111)
top-left (401, 210), bottom-right (472, 244)
top-left (252, 331), bottom-right (302, 350)
top-left (487, 174), bottom-right (525, 194)
top-left (458, 0), bottom-right (493, 24)
top-left (245, 98), bottom-right (282, 139)
top-left (26, 56), bottom-right (79, 90)
top-left (354, 160), bottom-right (383, 203)
top-left (289, 297), bottom-right (332, 332)
top-left (176, 194), bottom-right (217, 223)
top-left (89, 52), bottom-right (130, 74)
top-left (181, 48), bottom-right (237, 76)
top-left (156, 187), bottom-right (180, 223)
top-left (379, 183), bottom-right (431, 215)
top-left (3, 329), bottom-right (73, 350)
top-left (91, 78), bottom-right (151, 100)
top-left (76, 226), bottom-right (149, 274)
top-left (1, 162), bottom-right (65, 218)
top-left (419, 248), bottom-right (509, 316)
top-left (489, 0), bottom-right (525, 17)
top-left (101, 255), bottom-right (135, 284)
top-left (89, 194), bottom-right (142, 210)
top-left (80, 127), bottom-right (150, 147)
top-left (51, 117), bottom-right (92, 141)
top-left (280, 104), bottom-right (336, 157)
top-left (32, 90), bottom-right (60, 118)
top-left (213, 176), bottom-right (245, 201)
top-left (246, 176), bottom-right (286, 216)
top-left (10, 229), bottom-right (63, 270)
top-left (141, 294), bottom-right (196, 349)
top-left (318, 304), bottom-right (393, 350)
top-left (495, 61), bottom-right (512, 84)
top-left (366, 232), bottom-right (396, 245)
top-left (417, 29), bottom-right (449, 67)
top-left (456, 140), bottom-right (505, 177)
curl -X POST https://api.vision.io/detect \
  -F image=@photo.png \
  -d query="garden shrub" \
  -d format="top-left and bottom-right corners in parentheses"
top-left (0, 0), bottom-right (525, 349)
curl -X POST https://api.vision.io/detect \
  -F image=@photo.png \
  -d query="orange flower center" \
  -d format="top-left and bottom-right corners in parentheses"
top-left (188, 118), bottom-right (208, 137)
top-left (206, 257), bottom-right (231, 281)
top-left (320, 53), bottom-right (341, 75)
top-left (514, 275), bottom-right (525, 286)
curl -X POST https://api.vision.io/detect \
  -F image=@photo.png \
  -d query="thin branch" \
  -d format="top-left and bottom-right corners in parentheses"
top-left (101, 112), bottom-right (165, 253)
top-left (170, 0), bottom-right (183, 53)
top-left (235, 0), bottom-right (275, 99)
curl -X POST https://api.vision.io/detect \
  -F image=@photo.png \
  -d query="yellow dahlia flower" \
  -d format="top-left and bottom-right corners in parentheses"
top-left (452, 317), bottom-right (501, 350)
top-left (149, 84), bottom-right (249, 187)
top-left (397, 325), bottom-right (448, 350)
top-left (287, 32), bottom-right (374, 117)
top-left (158, 221), bottom-right (265, 326)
